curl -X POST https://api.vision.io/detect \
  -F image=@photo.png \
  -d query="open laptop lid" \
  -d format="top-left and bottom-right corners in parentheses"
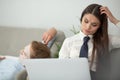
top-left (21, 58), bottom-right (91, 80)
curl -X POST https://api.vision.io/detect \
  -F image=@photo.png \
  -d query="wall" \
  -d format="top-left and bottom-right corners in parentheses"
top-left (0, 0), bottom-right (120, 37)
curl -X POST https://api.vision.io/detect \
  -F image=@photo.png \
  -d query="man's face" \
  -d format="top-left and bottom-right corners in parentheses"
top-left (19, 44), bottom-right (31, 59)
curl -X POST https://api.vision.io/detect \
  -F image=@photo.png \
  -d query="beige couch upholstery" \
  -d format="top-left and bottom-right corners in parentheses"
top-left (0, 26), bottom-right (65, 58)
top-left (95, 48), bottom-right (120, 80)
top-left (110, 48), bottom-right (120, 80)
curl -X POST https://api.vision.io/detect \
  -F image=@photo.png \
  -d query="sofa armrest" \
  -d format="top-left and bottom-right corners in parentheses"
top-left (50, 30), bottom-right (66, 58)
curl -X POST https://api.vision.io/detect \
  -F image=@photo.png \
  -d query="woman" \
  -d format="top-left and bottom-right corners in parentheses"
top-left (59, 4), bottom-right (120, 80)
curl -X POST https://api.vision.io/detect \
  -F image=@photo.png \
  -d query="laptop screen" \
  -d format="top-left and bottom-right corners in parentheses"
top-left (21, 58), bottom-right (91, 80)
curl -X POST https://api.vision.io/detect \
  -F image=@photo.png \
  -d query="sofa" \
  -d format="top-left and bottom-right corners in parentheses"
top-left (0, 26), bottom-right (66, 58)
top-left (0, 26), bottom-right (120, 80)
top-left (94, 47), bottom-right (120, 80)
top-left (110, 48), bottom-right (120, 80)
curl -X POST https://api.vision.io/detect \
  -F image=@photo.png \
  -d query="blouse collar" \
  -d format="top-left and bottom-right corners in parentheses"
top-left (79, 30), bottom-right (93, 41)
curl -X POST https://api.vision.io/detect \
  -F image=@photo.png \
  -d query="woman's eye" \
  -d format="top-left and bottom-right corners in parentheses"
top-left (92, 25), bottom-right (97, 27)
top-left (92, 24), bottom-right (97, 27)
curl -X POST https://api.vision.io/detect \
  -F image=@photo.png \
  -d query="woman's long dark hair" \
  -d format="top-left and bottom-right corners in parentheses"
top-left (80, 4), bottom-right (109, 68)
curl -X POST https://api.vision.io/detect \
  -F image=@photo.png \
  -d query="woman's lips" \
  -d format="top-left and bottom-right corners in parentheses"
top-left (84, 30), bottom-right (90, 33)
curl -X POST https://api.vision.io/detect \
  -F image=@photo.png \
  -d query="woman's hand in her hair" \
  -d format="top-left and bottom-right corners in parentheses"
top-left (42, 27), bottom-right (57, 45)
top-left (100, 6), bottom-right (120, 25)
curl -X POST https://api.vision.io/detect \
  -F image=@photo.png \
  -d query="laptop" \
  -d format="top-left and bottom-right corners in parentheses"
top-left (21, 58), bottom-right (91, 80)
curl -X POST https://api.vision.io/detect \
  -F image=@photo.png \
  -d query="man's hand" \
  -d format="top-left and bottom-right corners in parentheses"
top-left (0, 56), bottom-right (5, 60)
top-left (42, 27), bottom-right (57, 45)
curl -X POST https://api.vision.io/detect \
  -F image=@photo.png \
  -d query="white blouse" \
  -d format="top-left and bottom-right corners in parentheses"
top-left (59, 22), bottom-right (120, 71)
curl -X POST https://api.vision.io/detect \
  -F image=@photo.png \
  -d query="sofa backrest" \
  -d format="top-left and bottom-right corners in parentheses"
top-left (0, 27), bottom-right (65, 58)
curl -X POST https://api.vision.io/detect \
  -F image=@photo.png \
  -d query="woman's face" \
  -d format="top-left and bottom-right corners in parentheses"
top-left (81, 14), bottom-right (100, 35)
top-left (19, 44), bottom-right (31, 59)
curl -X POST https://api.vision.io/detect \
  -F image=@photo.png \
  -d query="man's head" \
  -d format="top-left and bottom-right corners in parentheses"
top-left (19, 41), bottom-right (50, 59)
